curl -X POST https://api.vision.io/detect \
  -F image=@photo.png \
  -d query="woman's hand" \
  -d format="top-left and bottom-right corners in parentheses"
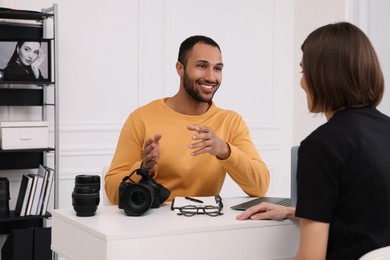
top-left (236, 202), bottom-right (296, 221)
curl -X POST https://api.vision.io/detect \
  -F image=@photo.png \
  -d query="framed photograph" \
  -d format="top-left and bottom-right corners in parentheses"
top-left (0, 39), bottom-right (51, 84)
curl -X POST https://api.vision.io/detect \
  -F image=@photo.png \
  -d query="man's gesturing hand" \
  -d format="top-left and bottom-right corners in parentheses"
top-left (187, 125), bottom-right (231, 160)
top-left (141, 134), bottom-right (162, 174)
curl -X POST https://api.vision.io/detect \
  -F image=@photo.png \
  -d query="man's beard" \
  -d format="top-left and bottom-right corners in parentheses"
top-left (182, 70), bottom-right (218, 103)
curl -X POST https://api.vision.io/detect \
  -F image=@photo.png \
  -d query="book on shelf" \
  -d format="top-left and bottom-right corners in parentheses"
top-left (14, 164), bottom-right (55, 216)
top-left (40, 167), bottom-right (54, 215)
top-left (36, 165), bottom-right (49, 215)
top-left (20, 175), bottom-right (34, 217)
top-left (14, 174), bottom-right (33, 217)
top-left (25, 173), bottom-right (38, 216)
top-left (28, 173), bottom-right (44, 216)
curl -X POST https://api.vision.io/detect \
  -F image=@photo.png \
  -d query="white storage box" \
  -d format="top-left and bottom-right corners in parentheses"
top-left (0, 121), bottom-right (49, 150)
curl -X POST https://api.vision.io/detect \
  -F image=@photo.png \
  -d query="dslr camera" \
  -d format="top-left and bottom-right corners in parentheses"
top-left (119, 168), bottom-right (171, 216)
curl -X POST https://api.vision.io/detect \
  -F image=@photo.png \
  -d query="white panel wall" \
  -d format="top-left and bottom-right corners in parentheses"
top-left (366, 0), bottom-right (390, 116)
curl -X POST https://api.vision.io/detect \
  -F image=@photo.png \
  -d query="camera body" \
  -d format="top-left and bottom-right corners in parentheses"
top-left (119, 169), bottom-right (170, 216)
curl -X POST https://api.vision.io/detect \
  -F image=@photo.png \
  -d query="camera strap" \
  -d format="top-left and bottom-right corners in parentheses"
top-left (121, 169), bottom-right (138, 184)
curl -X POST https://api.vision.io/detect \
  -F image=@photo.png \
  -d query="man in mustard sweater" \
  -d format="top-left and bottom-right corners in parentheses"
top-left (105, 35), bottom-right (270, 204)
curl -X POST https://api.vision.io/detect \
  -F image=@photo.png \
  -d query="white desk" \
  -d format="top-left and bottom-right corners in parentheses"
top-left (51, 197), bottom-right (299, 260)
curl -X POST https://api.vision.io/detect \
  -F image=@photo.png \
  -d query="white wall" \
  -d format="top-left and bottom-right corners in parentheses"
top-left (1, 0), bottom-right (389, 212)
top-left (366, 0), bottom-right (390, 116)
top-left (293, 0), bottom-right (390, 144)
top-left (292, 0), bottom-right (346, 144)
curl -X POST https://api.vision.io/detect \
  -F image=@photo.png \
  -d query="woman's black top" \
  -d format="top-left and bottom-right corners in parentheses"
top-left (296, 107), bottom-right (390, 260)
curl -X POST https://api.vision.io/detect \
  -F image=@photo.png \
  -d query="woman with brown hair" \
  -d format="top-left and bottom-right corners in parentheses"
top-left (237, 22), bottom-right (390, 259)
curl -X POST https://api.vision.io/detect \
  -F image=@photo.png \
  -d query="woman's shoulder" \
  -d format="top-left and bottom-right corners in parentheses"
top-left (302, 107), bottom-right (390, 148)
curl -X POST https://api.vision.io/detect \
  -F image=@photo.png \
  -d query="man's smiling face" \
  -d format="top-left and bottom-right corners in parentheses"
top-left (181, 42), bottom-right (223, 103)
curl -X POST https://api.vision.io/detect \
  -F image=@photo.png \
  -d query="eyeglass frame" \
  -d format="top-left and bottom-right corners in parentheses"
top-left (176, 195), bottom-right (224, 217)
top-left (176, 205), bottom-right (224, 217)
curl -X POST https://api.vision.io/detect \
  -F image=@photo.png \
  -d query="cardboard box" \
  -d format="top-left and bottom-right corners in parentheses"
top-left (0, 121), bottom-right (49, 150)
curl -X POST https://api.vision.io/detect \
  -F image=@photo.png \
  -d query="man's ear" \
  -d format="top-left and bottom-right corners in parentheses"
top-left (176, 61), bottom-right (184, 77)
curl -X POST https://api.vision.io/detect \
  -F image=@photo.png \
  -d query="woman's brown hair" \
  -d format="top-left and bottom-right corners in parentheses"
top-left (301, 22), bottom-right (384, 112)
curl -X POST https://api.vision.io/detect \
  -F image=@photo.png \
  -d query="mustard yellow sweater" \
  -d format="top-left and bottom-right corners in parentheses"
top-left (105, 98), bottom-right (270, 204)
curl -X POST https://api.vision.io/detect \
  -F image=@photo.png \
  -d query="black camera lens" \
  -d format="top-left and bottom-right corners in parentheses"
top-left (72, 175), bottom-right (100, 217)
top-left (120, 183), bottom-right (153, 216)
top-left (74, 175), bottom-right (101, 191)
top-left (0, 177), bottom-right (10, 218)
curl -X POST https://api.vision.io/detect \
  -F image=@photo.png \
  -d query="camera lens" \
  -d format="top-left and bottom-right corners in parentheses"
top-left (0, 177), bottom-right (10, 218)
top-left (72, 175), bottom-right (100, 217)
top-left (120, 183), bottom-right (153, 216)
top-left (74, 175), bottom-right (101, 191)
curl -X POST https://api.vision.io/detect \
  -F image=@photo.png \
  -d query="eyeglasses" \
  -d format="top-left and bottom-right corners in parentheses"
top-left (176, 205), bottom-right (223, 217)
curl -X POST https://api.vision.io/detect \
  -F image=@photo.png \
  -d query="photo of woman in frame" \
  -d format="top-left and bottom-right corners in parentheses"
top-left (1, 41), bottom-right (49, 82)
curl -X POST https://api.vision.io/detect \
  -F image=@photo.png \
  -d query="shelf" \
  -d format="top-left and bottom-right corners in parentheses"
top-left (0, 148), bottom-right (55, 153)
top-left (0, 88), bottom-right (44, 106)
top-left (0, 7), bottom-right (58, 256)
top-left (0, 210), bottom-right (51, 235)
top-left (0, 149), bottom-right (54, 170)
top-left (0, 8), bottom-right (53, 20)
top-left (0, 81), bottom-right (54, 86)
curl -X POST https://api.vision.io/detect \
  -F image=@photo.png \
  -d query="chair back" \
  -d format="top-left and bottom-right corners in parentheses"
top-left (359, 246), bottom-right (390, 260)
top-left (101, 166), bottom-right (113, 205)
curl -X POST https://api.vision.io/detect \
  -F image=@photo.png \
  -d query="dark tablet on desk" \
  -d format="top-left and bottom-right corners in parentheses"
top-left (231, 197), bottom-right (291, 211)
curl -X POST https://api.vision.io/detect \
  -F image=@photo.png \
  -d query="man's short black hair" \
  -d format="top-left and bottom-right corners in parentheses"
top-left (178, 35), bottom-right (221, 66)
